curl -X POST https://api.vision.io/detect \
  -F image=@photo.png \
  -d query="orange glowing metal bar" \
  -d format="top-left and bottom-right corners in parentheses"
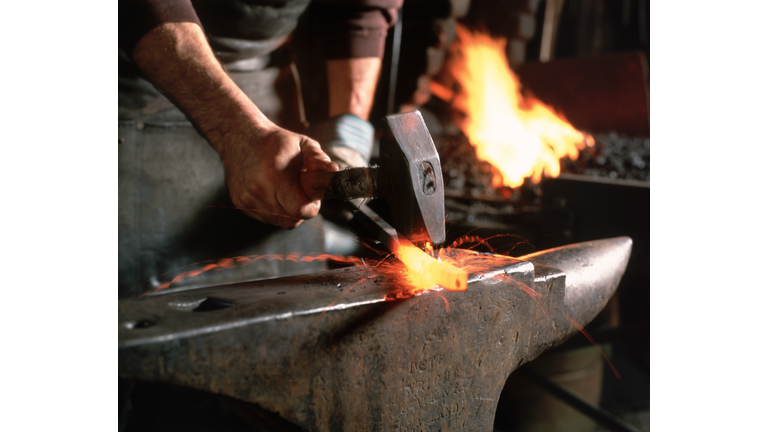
top-left (353, 203), bottom-right (467, 292)
top-left (392, 238), bottom-right (468, 292)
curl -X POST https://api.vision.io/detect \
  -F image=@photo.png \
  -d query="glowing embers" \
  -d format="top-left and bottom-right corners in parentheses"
top-left (432, 24), bottom-right (594, 188)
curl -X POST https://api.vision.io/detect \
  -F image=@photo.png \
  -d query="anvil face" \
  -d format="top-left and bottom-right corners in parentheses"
top-left (119, 237), bottom-right (631, 431)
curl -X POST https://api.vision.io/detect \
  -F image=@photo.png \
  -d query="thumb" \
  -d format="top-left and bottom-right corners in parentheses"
top-left (300, 137), bottom-right (339, 172)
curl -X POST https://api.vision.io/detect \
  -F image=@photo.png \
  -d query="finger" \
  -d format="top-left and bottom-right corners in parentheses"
top-left (246, 202), bottom-right (303, 229)
top-left (276, 215), bottom-right (303, 230)
top-left (235, 187), bottom-right (299, 228)
top-left (275, 177), bottom-right (320, 224)
top-left (237, 198), bottom-right (279, 226)
top-left (272, 160), bottom-right (320, 227)
top-left (255, 195), bottom-right (304, 229)
top-left (300, 137), bottom-right (340, 172)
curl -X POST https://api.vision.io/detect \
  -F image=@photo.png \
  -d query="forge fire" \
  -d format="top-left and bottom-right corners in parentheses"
top-left (432, 24), bottom-right (594, 189)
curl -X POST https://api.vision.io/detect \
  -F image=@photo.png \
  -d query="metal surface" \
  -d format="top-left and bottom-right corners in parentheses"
top-left (301, 111), bottom-right (445, 246)
top-left (380, 111), bottom-right (446, 246)
top-left (518, 236), bottom-right (633, 327)
top-left (119, 237), bottom-right (631, 431)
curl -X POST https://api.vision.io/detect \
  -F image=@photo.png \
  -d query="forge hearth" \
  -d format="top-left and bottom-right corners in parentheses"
top-left (437, 128), bottom-right (650, 199)
top-left (418, 91), bottom-right (650, 204)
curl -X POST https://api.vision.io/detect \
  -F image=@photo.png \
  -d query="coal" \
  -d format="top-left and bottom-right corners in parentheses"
top-left (438, 131), bottom-right (650, 199)
top-left (561, 132), bottom-right (650, 183)
top-left (439, 134), bottom-right (499, 197)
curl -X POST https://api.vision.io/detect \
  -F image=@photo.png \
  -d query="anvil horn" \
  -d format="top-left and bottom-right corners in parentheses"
top-left (520, 236), bottom-right (633, 333)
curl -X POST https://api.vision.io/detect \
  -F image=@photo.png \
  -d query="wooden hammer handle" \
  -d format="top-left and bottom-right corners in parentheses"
top-left (300, 167), bottom-right (380, 201)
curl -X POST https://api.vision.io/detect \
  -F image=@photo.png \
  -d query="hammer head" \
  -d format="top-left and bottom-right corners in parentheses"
top-left (380, 111), bottom-right (446, 246)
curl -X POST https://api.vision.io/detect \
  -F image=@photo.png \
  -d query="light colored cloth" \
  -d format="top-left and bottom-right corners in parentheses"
top-left (312, 113), bottom-right (374, 169)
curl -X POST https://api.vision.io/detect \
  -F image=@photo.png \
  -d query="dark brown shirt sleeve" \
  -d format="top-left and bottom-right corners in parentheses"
top-left (313, 0), bottom-right (403, 59)
top-left (119, 0), bottom-right (203, 53)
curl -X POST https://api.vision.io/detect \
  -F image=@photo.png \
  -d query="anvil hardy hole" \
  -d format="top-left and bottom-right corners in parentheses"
top-left (192, 297), bottom-right (236, 312)
top-left (168, 298), bottom-right (206, 311)
top-left (126, 319), bottom-right (156, 329)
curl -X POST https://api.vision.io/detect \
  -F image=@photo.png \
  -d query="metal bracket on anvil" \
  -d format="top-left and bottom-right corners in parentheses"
top-left (119, 237), bottom-right (632, 431)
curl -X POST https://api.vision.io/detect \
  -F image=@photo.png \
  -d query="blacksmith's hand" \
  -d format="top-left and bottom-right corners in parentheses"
top-left (132, 22), bottom-right (338, 228)
top-left (220, 124), bottom-right (339, 229)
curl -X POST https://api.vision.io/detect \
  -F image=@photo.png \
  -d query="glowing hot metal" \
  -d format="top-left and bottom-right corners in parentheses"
top-left (355, 203), bottom-right (468, 292)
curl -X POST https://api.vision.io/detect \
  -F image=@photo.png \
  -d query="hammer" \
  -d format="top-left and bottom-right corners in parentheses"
top-left (300, 111), bottom-right (445, 246)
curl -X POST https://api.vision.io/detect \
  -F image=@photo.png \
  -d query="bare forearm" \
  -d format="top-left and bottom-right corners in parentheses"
top-left (132, 22), bottom-right (274, 154)
top-left (131, 22), bottom-right (337, 228)
top-left (326, 58), bottom-right (382, 120)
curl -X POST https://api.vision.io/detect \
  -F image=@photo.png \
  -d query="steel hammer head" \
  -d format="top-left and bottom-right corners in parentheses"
top-left (379, 111), bottom-right (446, 246)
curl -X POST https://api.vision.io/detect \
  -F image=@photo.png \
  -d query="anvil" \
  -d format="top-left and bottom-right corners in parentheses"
top-left (119, 236), bottom-right (632, 431)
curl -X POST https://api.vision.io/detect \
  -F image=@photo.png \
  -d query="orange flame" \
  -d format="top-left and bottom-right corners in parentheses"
top-left (433, 25), bottom-right (594, 188)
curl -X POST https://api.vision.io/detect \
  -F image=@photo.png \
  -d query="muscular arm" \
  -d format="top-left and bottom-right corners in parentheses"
top-left (133, 22), bottom-right (338, 229)
top-left (327, 57), bottom-right (382, 120)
